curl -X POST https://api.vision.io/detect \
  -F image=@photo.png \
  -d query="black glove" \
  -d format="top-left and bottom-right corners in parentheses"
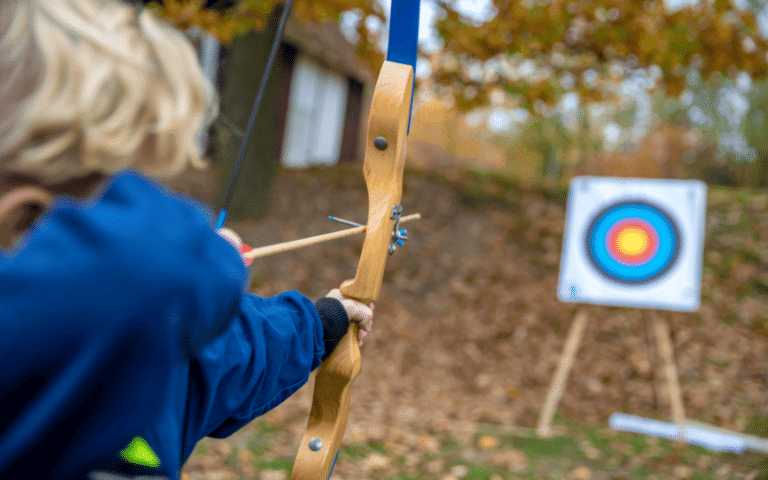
top-left (314, 297), bottom-right (350, 362)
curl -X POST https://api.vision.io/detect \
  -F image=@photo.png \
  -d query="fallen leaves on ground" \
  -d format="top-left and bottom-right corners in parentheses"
top-left (182, 166), bottom-right (768, 479)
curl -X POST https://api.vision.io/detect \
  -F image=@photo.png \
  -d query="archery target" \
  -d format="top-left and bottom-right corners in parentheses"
top-left (558, 177), bottom-right (707, 312)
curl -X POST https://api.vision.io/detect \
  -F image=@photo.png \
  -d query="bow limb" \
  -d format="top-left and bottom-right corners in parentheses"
top-left (289, 60), bottom-right (414, 480)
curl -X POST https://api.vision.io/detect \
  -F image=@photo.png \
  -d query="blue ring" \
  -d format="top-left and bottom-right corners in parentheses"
top-left (585, 201), bottom-right (680, 285)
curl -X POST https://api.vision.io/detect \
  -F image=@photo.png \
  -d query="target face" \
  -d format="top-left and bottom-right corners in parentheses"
top-left (558, 177), bottom-right (707, 312)
top-left (586, 201), bottom-right (680, 285)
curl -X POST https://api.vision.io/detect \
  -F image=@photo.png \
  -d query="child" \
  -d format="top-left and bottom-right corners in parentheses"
top-left (0, 0), bottom-right (373, 478)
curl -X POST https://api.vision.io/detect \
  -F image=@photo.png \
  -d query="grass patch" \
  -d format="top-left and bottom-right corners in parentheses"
top-left (752, 276), bottom-right (768, 295)
top-left (746, 415), bottom-right (768, 437)
top-left (246, 421), bottom-right (281, 457)
top-left (256, 457), bottom-right (293, 471)
top-left (226, 447), bottom-right (239, 469)
top-left (506, 435), bottom-right (580, 458)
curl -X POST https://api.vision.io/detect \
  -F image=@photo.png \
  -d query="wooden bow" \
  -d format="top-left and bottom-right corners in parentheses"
top-left (289, 60), bottom-right (414, 480)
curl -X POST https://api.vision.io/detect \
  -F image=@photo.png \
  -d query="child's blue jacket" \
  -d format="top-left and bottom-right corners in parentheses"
top-left (0, 172), bottom-right (325, 479)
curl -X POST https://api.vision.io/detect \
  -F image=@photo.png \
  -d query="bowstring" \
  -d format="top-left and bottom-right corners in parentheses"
top-left (216, 0), bottom-right (295, 229)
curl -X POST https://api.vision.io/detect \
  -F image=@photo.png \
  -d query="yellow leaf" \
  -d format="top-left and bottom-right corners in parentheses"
top-left (478, 436), bottom-right (499, 449)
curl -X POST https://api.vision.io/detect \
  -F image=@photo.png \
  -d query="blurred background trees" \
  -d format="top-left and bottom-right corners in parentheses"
top-left (148, 0), bottom-right (768, 188)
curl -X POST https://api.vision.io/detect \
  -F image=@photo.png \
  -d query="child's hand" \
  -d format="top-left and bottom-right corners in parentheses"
top-left (216, 228), bottom-right (253, 266)
top-left (325, 288), bottom-right (373, 346)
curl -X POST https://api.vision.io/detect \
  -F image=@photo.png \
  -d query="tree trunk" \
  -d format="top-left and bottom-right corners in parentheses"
top-left (214, 3), bottom-right (289, 221)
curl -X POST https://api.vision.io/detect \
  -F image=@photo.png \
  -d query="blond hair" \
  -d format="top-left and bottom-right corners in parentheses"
top-left (0, 0), bottom-right (217, 184)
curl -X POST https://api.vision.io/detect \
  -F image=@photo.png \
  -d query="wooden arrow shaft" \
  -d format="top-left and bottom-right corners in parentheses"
top-left (244, 213), bottom-right (420, 260)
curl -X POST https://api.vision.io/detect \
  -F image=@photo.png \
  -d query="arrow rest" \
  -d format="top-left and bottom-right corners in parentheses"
top-left (389, 205), bottom-right (408, 254)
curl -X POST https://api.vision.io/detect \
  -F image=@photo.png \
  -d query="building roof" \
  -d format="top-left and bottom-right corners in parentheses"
top-left (283, 19), bottom-right (375, 85)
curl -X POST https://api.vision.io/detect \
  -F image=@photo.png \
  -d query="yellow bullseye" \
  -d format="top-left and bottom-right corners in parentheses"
top-left (615, 227), bottom-right (649, 256)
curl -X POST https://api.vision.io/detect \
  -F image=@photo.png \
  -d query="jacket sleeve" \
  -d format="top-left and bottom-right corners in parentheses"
top-left (182, 290), bottom-right (324, 459)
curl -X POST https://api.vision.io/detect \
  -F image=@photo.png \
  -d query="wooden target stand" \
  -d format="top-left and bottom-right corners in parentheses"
top-left (535, 308), bottom-right (686, 439)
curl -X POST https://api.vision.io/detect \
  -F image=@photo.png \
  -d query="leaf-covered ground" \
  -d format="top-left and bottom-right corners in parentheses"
top-left (182, 166), bottom-right (768, 480)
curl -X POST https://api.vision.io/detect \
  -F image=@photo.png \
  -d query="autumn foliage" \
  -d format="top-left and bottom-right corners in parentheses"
top-left (149, 0), bottom-right (768, 111)
top-left (145, 0), bottom-right (385, 72)
top-left (434, 0), bottom-right (768, 107)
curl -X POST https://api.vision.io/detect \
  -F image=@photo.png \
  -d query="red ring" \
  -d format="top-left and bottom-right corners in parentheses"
top-left (606, 219), bottom-right (659, 265)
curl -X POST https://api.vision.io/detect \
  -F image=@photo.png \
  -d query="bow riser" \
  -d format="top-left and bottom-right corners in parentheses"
top-left (340, 61), bottom-right (413, 304)
top-left (289, 60), bottom-right (414, 480)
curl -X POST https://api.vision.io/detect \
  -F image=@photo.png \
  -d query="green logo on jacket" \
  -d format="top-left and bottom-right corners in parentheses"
top-left (120, 436), bottom-right (160, 467)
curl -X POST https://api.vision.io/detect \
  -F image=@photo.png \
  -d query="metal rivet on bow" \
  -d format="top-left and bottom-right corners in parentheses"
top-left (374, 136), bottom-right (388, 150)
top-left (308, 438), bottom-right (323, 452)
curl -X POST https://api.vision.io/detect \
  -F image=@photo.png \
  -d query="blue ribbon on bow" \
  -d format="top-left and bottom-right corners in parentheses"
top-left (386, 0), bottom-right (421, 135)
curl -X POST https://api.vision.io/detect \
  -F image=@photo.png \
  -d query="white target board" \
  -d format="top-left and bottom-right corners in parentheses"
top-left (558, 177), bottom-right (707, 312)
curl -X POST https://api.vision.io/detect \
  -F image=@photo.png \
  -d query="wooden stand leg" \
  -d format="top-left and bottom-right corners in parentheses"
top-left (536, 310), bottom-right (589, 438)
top-left (645, 314), bottom-right (666, 412)
top-left (652, 313), bottom-right (686, 439)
